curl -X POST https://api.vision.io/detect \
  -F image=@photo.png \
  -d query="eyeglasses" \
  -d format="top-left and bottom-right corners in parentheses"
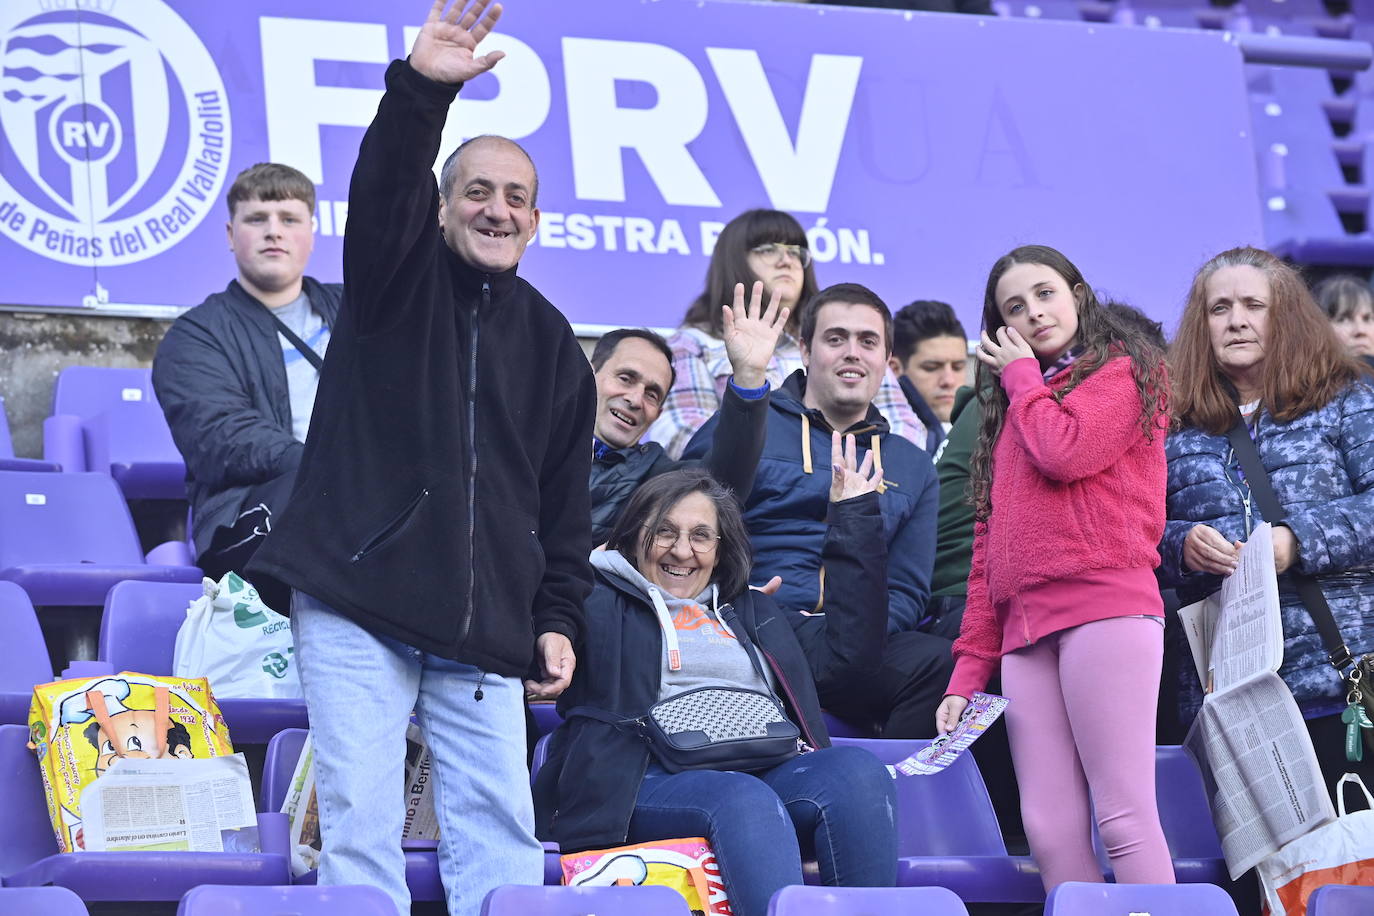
top-left (750, 242), bottom-right (811, 268)
top-left (646, 524), bottom-right (721, 553)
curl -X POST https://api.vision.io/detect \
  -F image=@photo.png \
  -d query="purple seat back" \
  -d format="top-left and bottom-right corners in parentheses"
top-left (0, 886), bottom-right (90, 915)
top-left (0, 724), bottom-right (64, 878)
top-left (1308, 884), bottom-right (1374, 916)
top-left (98, 579), bottom-right (203, 674)
top-left (0, 582), bottom-right (55, 722)
top-left (0, 472), bottom-right (145, 568)
top-left (480, 884), bottom-right (692, 915)
top-left (84, 402), bottom-right (186, 500)
top-left (1, 395), bottom-right (17, 459)
top-left (50, 367), bottom-right (157, 422)
top-left (1155, 746), bottom-right (1224, 857)
top-left (262, 728), bottom-right (309, 811)
top-left (831, 737), bottom-right (1008, 856)
top-left (529, 701), bottom-right (562, 736)
top-left (1044, 880), bottom-right (1240, 915)
top-left (768, 885), bottom-right (968, 915)
top-left (177, 884), bottom-right (395, 915)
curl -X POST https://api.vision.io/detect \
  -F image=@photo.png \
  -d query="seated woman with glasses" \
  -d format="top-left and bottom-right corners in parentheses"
top-left (648, 208), bottom-right (923, 459)
top-left (534, 443), bottom-right (896, 916)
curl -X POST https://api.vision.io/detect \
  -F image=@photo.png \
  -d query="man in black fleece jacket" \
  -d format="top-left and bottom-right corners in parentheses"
top-left (247, 2), bottom-right (593, 912)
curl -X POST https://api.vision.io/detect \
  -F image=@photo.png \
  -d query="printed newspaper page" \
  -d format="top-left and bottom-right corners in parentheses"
top-left (1178, 522), bottom-right (1283, 694)
top-left (1185, 671), bottom-right (1335, 878)
top-left (79, 753), bottom-right (257, 852)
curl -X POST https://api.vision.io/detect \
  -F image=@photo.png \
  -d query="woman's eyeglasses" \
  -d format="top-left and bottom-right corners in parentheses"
top-left (750, 243), bottom-right (811, 269)
top-left (646, 524), bottom-right (721, 553)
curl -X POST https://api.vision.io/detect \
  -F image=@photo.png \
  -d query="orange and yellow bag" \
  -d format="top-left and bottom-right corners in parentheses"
top-left (561, 836), bottom-right (731, 915)
top-left (26, 672), bottom-right (234, 852)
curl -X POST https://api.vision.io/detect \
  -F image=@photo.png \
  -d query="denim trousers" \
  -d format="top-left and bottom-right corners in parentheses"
top-left (627, 745), bottom-right (898, 916)
top-left (291, 591), bottom-right (543, 915)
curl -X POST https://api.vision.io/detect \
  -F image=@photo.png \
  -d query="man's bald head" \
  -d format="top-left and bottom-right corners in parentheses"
top-left (439, 135), bottom-right (539, 207)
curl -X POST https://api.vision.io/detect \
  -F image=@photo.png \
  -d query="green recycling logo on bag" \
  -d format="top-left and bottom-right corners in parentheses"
top-left (224, 573), bottom-right (269, 628)
top-left (261, 650), bottom-right (292, 679)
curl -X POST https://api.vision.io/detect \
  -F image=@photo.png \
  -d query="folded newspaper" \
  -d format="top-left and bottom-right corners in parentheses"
top-left (78, 753), bottom-right (258, 852)
top-left (280, 723), bottom-right (438, 876)
top-left (1178, 523), bottom-right (1336, 879)
top-left (895, 692), bottom-right (1008, 776)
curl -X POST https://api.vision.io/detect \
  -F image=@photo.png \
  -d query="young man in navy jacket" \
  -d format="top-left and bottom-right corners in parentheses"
top-left (685, 283), bottom-right (952, 739)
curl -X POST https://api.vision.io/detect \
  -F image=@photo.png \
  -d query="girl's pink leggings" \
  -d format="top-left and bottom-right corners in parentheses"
top-left (1002, 616), bottom-right (1176, 891)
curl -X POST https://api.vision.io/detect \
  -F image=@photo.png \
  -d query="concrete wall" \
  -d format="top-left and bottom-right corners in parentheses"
top-left (0, 311), bottom-right (173, 459)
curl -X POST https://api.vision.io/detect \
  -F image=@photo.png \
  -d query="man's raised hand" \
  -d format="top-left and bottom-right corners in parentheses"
top-left (722, 281), bottom-right (789, 390)
top-left (829, 431), bottom-right (882, 503)
top-left (411, 0), bottom-right (506, 85)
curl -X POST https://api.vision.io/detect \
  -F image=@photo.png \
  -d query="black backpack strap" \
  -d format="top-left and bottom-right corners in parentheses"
top-left (1225, 415), bottom-right (1355, 672)
top-left (267, 310), bottom-right (325, 371)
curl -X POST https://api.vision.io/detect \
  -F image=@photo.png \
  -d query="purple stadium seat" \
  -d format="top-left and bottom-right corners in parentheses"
top-left (1090, 746), bottom-right (1229, 886)
top-left (0, 885), bottom-right (89, 915)
top-left (529, 701), bottom-right (562, 736)
top-left (830, 737), bottom-right (1046, 903)
top-left (480, 884), bottom-right (693, 915)
top-left (99, 580), bottom-right (308, 744)
top-left (1044, 880), bottom-right (1240, 914)
top-left (1309, 884), bottom-right (1374, 915)
top-left (177, 884), bottom-right (395, 915)
top-left (0, 471), bottom-right (201, 606)
top-left (0, 724), bottom-right (290, 900)
top-left (0, 582), bottom-right (54, 725)
top-left (769, 885), bottom-right (969, 915)
top-left (261, 728), bottom-right (447, 901)
top-left (0, 396), bottom-right (58, 473)
top-left (42, 366), bottom-right (186, 500)
top-left (0, 471), bottom-right (201, 662)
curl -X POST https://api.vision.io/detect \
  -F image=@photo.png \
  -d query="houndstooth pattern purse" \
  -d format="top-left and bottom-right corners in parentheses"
top-left (642, 686), bottom-right (801, 773)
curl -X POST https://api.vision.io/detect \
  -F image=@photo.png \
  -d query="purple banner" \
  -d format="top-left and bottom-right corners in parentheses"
top-left (0, 0), bottom-right (1261, 335)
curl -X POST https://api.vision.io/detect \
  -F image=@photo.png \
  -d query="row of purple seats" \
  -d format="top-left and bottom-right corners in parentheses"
top-left (17, 873), bottom-right (1371, 915)
top-left (41, 366), bottom-right (186, 501)
top-left (259, 727), bottom-right (1229, 907)
top-left (0, 884), bottom-right (396, 916)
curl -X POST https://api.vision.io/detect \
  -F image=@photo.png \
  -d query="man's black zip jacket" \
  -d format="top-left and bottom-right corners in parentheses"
top-left (249, 59), bottom-right (595, 677)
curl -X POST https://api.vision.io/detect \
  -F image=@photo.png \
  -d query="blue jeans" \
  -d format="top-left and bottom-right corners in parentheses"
top-left (628, 746), bottom-right (897, 916)
top-left (291, 591), bottom-right (543, 916)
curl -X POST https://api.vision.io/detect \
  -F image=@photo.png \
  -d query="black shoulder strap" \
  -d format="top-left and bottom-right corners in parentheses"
top-left (562, 706), bottom-right (640, 729)
top-left (267, 310), bottom-right (324, 371)
top-left (1225, 414), bottom-right (1354, 671)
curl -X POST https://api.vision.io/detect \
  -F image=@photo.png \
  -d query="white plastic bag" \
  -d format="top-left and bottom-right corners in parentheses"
top-left (173, 572), bottom-right (302, 699)
top-left (1258, 773), bottom-right (1374, 915)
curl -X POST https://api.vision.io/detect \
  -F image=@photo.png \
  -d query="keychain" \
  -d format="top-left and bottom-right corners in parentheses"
top-left (1344, 672), bottom-right (1374, 763)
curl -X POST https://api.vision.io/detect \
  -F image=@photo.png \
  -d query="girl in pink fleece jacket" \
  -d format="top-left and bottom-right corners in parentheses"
top-left (936, 245), bottom-right (1172, 892)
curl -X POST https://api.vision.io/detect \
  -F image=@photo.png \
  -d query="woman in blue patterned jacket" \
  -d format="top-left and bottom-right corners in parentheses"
top-left (1160, 246), bottom-right (1374, 790)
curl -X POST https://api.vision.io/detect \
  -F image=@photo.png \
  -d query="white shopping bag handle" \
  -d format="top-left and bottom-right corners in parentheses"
top-left (1336, 772), bottom-right (1374, 816)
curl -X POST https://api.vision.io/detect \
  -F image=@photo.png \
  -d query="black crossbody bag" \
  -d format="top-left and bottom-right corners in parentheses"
top-left (1225, 413), bottom-right (1374, 754)
top-left (566, 603), bottom-right (801, 773)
